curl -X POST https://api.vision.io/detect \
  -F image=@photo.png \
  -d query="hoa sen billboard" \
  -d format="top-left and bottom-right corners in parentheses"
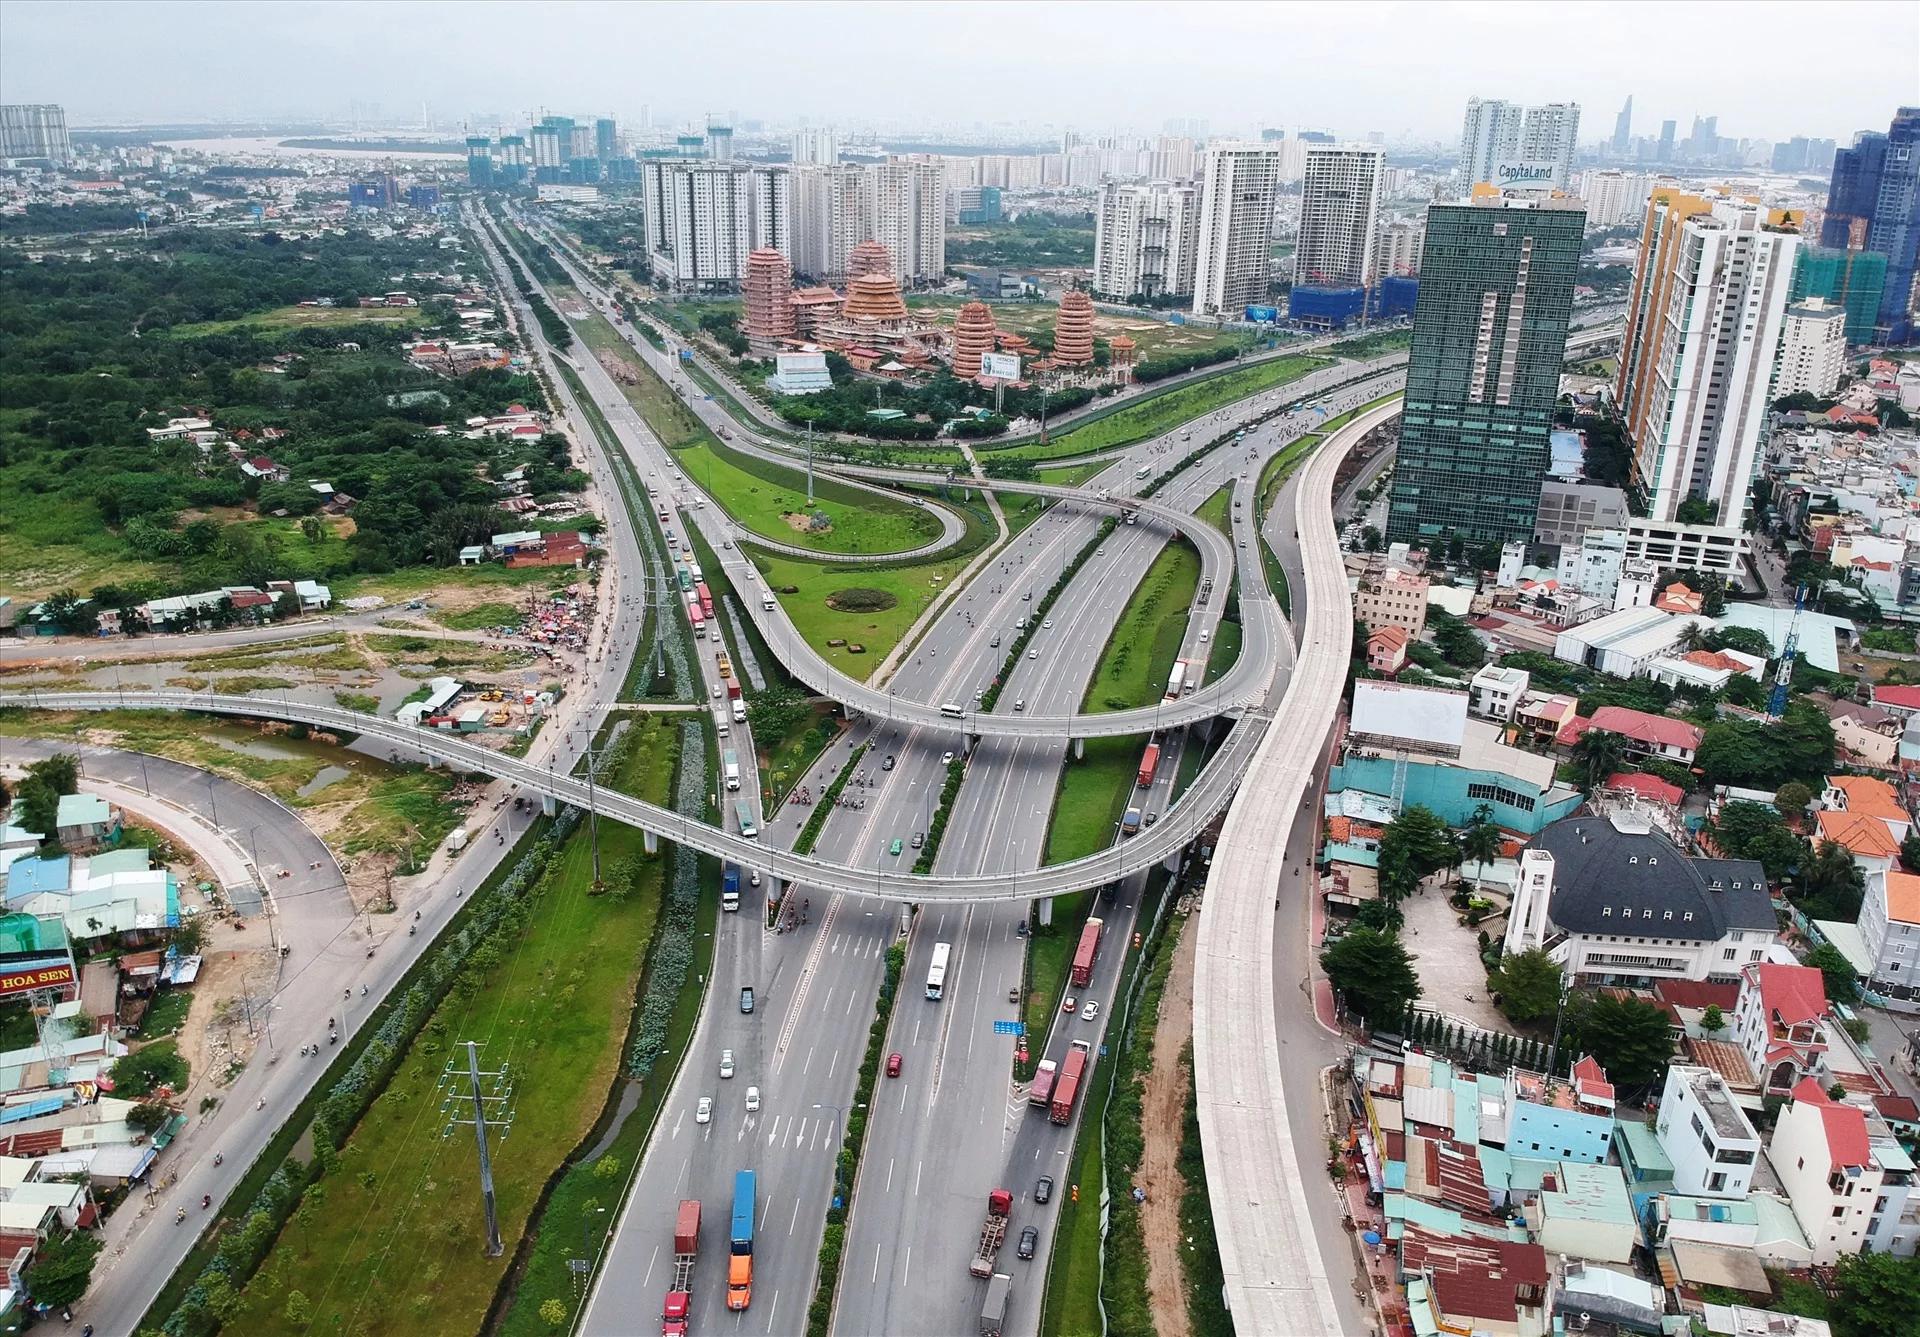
top-left (0, 957), bottom-right (76, 998)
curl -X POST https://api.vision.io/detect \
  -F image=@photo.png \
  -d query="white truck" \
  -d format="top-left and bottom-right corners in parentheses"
top-left (724, 750), bottom-right (741, 792)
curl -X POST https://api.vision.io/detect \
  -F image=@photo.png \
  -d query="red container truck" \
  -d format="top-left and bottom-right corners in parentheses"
top-left (1028, 1058), bottom-right (1057, 1108)
top-left (1069, 917), bottom-right (1104, 988)
top-left (661, 1199), bottom-right (700, 1336)
top-left (1050, 1040), bottom-right (1092, 1125)
top-left (1136, 742), bottom-right (1161, 789)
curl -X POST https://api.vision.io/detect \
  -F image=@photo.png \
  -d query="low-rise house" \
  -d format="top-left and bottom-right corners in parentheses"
top-left (1527, 1159), bottom-right (1637, 1264)
top-left (1399, 1226), bottom-right (1549, 1337)
top-left (1824, 697), bottom-right (1903, 769)
top-left (52, 795), bottom-right (115, 852)
top-left (1554, 604), bottom-right (1711, 678)
top-left (1821, 774), bottom-right (1910, 843)
top-left (1504, 812), bottom-right (1776, 985)
top-left (1506, 1057), bottom-right (1615, 1163)
top-left (1733, 962), bottom-right (1829, 1097)
top-left (1354, 563), bottom-right (1430, 638)
top-left (1771, 1077), bottom-right (1885, 1265)
top-left (1469, 664), bottom-right (1529, 720)
top-left (1366, 625), bottom-right (1408, 675)
top-left (1656, 1065), bottom-right (1762, 1198)
top-left (1574, 705), bottom-right (1704, 766)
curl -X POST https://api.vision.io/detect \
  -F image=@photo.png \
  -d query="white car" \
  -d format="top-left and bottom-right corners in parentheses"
top-left (711, 684), bottom-right (723, 700)
top-left (745, 1086), bottom-right (760, 1112)
top-left (695, 1096), bottom-right (713, 1124)
top-left (942, 751), bottom-right (955, 765)
top-left (1042, 619), bottom-right (1053, 629)
top-left (719, 1049), bottom-right (735, 1079)
top-left (1082, 1001), bottom-right (1101, 1023)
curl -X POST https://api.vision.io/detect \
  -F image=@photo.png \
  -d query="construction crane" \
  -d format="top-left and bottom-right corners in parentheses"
top-left (1767, 587), bottom-right (1806, 720)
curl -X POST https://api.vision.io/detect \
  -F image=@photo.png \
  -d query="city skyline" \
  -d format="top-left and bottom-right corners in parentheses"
top-left (2, 0), bottom-right (1913, 145)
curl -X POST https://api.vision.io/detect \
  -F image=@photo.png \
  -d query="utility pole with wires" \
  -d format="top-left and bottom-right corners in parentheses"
top-left (438, 1041), bottom-right (515, 1256)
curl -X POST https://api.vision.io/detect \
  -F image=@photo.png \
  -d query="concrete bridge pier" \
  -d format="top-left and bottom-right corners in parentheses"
top-left (643, 830), bottom-right (659, 855)
top-left (1073, 737), bottom-right (1085, 761)
top-left (541, 794), bottom-right (559, 817)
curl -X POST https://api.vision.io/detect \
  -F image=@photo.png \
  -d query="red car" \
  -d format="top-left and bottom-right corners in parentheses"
top-left (886, 1052), bottom-right (903, 1078)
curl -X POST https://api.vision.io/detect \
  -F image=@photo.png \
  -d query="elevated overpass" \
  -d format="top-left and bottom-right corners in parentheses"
top-left (3, 687), bottom-right (1270, 901)
top-left (1192, 398), bottom-right (1403, 1334)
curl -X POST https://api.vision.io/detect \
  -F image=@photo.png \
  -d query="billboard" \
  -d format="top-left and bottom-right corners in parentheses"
top-left (1492, 159), bottom-right (1562, 189)
top-left (0, 956), bottom-right (76, 999)
top-left (980, 352), bottom-right (1022, 382)
top-left (1244, 304), bottom-right (1279, 323)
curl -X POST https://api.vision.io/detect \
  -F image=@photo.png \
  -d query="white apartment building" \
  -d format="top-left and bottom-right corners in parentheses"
top-left (866, 159), bottom-right (946, 286)
top-left (641, 161), bottom-right (791, 293)
top-left (1191, 144), bottom-right (1283, 317)
top-left (1352, 564), bottom-right (1428, 637)
top-left (1374, 217), bottom-right (1425, 281)
top-left (1771, 1079), bottom-right (1887, 1265)
top-left (790, 126), bottom-right (839, 166)
top-left (1294, 146), bottom-right (1386, 292)
top-left (1579, 169), bottom-right (1660, 227)
top-left (1858, 869), bottom-right (1920, 1002)
top-left (1460, 98), bottom-right (1581, 191)
top-left (1776, 297), bottom-right (1849, 399)
top-left (1468, 664), bottom-right (1529, 720)
top-left (1655, 1065), bottom-right (1762, 1198)
top-left (789, 160), bottom-right (944, 286)
top-left (1092, 180), bottom-right (1201, 301)
top-left (1617, 193), bottom-right (1800, 527)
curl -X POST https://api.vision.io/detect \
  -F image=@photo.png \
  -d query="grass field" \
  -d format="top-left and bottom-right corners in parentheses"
top-left (1326, 328), bottom-right (1413, 359)
top-left (1035, 460), bottom-right (1110, 489)
top-left (1083, 540), bottom-right (1200, 715)
top-left (672, 439), bottom-right (945, 556)
top-left (163, 304), bottom-right (435, 338)
top-left (232, 720), bottom-right (680, 1337)
top-left (1194, 484), bottom-right (1231, 535)
top-left (988, 355), bottom-right (1328, 465)
top-left (432, 602), bottom-right (521, 631)
top-left (749, 548), bottom-right (975, 669)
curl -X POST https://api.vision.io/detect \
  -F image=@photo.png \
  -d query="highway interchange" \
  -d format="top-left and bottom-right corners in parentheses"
top-left (25, 203), bottom-right (1625, 1335)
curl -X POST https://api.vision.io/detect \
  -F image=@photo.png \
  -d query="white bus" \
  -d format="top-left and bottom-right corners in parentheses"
top-left (926, 942), bottom-right (952, 1000)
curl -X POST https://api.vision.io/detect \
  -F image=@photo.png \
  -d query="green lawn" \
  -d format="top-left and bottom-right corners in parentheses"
top-left (1045, 739), bottom-right (1144, 864)
top-left (988, 355), bottom-right (1329, 465)
top-left (433, 602), bottom-right (522, 631)
top-left (163, 304), bottom-right (434, 338)
top-left (1036, 460), bottom-right (1109, 489)
top-left (749, 549), bottom-right (974, 669)
top-left (232, 721), bottom-right (680, 1337)
top-left (672, 439), bottom-right (945, 557)
top-left (1083, 540), bottom-right (1200, 714)
top-left (1326, 328), bottom-right (1413, 359)
top-left (1194, 484), bottom-right (1231, 535)
top-left (1206, 618), bottom-right (1242, 683)
top-left (1041, 1088), bottom-right (1106, 1337)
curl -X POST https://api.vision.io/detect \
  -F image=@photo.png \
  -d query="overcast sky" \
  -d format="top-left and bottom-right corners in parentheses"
top-left (3, 0), bottom-right (1915, 145)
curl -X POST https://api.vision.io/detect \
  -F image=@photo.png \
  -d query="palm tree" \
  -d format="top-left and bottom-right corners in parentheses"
top-left (1569, 729), bottom-right (1625, 791)
top-left (1460, 804), bottom-right (1505, 869)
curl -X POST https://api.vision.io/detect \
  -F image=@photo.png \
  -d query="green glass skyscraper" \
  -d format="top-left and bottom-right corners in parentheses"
top-left (1386, 197), bottom-right (1585, 548)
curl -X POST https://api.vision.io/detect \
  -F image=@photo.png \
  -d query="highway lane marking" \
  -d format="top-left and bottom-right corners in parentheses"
top-left (802, 1045), bottom-right (814, 1075)
top-left (772, 891), bottom-right (841, 1075)
top-left (789, 1196), bottom-right (802, 1235)
top-left (915, 1160), bottom-right (923, 1195)
top-left (872, 1242), bottom-right (882, 1283)
top-left (671, 1109), bottom-right (685, 1139)
top-left (902, 1245), bottom-right (912, 1290)
top-left (763, 1289), bottom-right (779, 1334)
top-left (827, 1049), bottom-right (839, 1081)
top-left (886, 1157), bottom-right (895, 1192)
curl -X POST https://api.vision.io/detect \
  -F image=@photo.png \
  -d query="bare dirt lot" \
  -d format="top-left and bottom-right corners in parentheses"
top-left (1138, 913), bottom-right (1198, 1337)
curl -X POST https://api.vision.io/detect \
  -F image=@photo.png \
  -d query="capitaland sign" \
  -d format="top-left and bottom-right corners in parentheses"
top-left (1494, 160), bottom-right (1559, 186)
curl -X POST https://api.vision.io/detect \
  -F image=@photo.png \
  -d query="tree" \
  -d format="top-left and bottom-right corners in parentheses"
top-left (25, 753), bottom-right (79, 797)
top-left (285, 1291), bottom-right (314, 1327)
top-left (39, 588), bottom-right (97, 637)
top-left (1711, 799), bottom-right (1808, 879)
top-left (1805, 942), bottom-right (1862, 1003)
top-left (127, 1101), bottom-right (172, 1134)
top-left (1377, 805), bottom-right (1459, 900)
top-left (1572, 993), bottom-right (1673, 1089)
top-left (24, 1229), bottom-right (103, 1307)
top-left (1774, 781), bottom-right (1813, 820)
top-left (540, 1297), bottom-right (569, 1328)
top-left (1902, 829), bottom-right (1920, 874)
top-left (1707, 625), bottom-right (1775, 658)
top-left (1828, 1249), bottom-right (1920, 1337)
top-left (14, 776), bottom-right (58, 840)
top-left (1798, 841), bottom-right (1866, 921)
top-left (1489, 948), bottom-right (1562, 1023)
top-left (1569, 729), bottom-right (1625, 791)
top-left (1320, 928), bottom-right (1422, 1024)
top-left (1700, 1004), bottom-right (1725, 1034)
top-left (1459, 804), bottom-right (1505, 869)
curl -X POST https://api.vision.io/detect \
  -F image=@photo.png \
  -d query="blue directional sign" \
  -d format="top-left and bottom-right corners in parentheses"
top-left (992, 1020), bottom-right (1025, 1036)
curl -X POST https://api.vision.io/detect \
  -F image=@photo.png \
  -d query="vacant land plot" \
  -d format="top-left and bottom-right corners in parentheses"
top-left (164, 304), bottom-right (435, 338)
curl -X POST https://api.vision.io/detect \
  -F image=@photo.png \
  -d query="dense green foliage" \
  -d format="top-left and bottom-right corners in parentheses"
top-left (1321, 926), bottom-right (1422, 1023)
top-left (947, 213), bottom-right (1096, 269)
top-left (763, 351), bottom-right (1090, 440)
top-left (0, 228), bottom-right (562, 599)
top-left (1570, 993), bottom-right (1673, 1089)
top-left (1489, 948), bottom-right (1562, 1023)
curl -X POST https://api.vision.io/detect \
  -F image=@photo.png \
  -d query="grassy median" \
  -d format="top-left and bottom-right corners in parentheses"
top-left (673, 438), bottom-right (944, 557)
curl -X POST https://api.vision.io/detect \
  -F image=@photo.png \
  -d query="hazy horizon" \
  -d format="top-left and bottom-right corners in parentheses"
top-left (3, 0), bottom-right (1916, 147)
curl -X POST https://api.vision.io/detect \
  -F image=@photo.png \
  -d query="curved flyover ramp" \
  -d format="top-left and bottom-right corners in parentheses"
top-left (3, 688), bottom-right (1271, 902)
top-left (1192, 398), bottom-right (1402, 1335)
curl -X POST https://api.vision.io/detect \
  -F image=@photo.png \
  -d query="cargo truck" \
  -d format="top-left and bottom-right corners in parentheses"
top-left (968, 1189), bottom-right (1014, 1277)
top-left (1050, 1040), bottom-right (1092, 1124)
top-left (727, 1170), bottom-right (755, 1310)
top-left (1121, 807), bottom-right (1142, 836)
top-left (716, 651), bottom-right (732, 679)
top-left (1069, 917), bottom-right (1104, 988)
top-left (1136, 743), bottom-right (1160, 789)
top-left (1163, 662), bottom-right (1185, 702)
top-left (980, 1273), bottom-right (1012, 1337)
top-left (731, 699), bottom-right (747, 723)
top-left (724, 749), bottom-right (741, 792)
top-left (1028, 1058), bottom-right (1057, 1108)
top-left (726, 680), bottom-right (742, 702)
top-left (722, 865), bottom-right (741, 912)
top-left (661, 1199), bottom-right (700, 1336)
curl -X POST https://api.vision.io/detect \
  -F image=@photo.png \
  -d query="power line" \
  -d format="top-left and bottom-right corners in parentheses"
top-left (438, 1040), bottom-right (516, 1257)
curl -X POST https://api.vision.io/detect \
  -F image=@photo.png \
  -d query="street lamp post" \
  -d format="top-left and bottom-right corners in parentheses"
top-left (812, 1102), bottom-right (867, 1208)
